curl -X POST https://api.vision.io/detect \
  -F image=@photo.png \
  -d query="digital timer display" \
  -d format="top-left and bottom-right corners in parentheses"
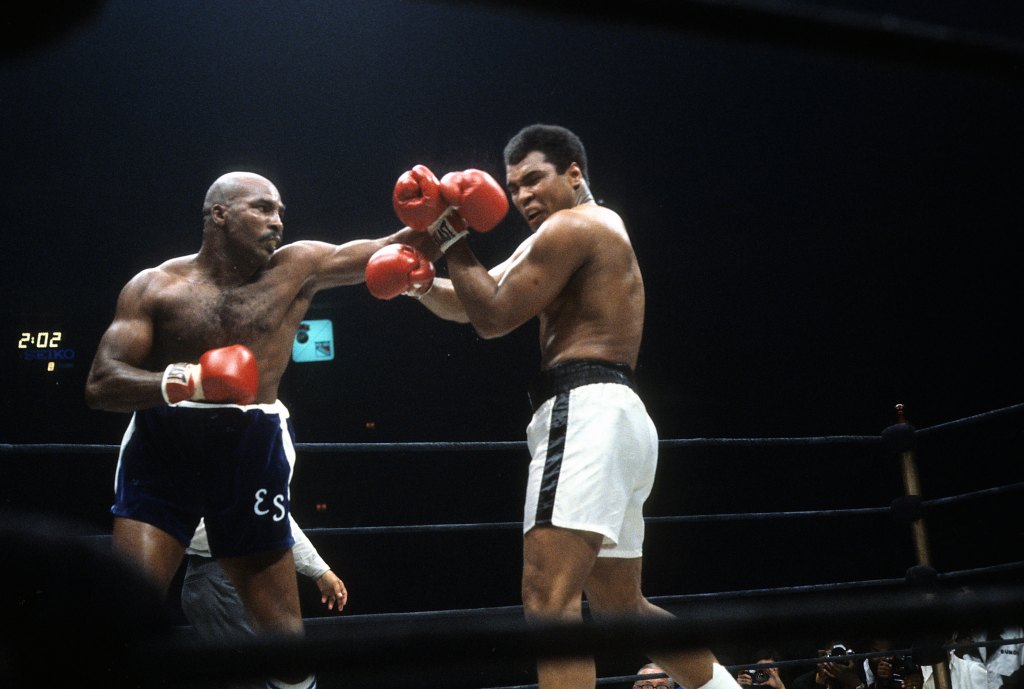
top-left (18, 330), bottom-right (77, 372)
top-left (18, 331), bottom-right (63, 349)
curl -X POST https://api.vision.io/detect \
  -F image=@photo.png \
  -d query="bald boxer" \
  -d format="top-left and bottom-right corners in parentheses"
top-left (86, 171), bottom-right (429, 689)
top-left (380, 125), bottom-right (742, 689)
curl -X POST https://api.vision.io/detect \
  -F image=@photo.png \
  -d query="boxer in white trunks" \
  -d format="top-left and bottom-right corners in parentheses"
top-left (370, 124), bottom-right (743, 689)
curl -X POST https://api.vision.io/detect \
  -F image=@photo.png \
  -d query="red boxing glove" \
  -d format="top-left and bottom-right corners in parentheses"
top-left (439, 169), bottom-right (508, 233)
top-left (392, 164), bottom-right (467, 252)
top-left (392, 165), bottom-right (447, 231)
top-left (161, 344), bottom-right (259, 405)
top-left (365, 243), bottom-right (435, 300)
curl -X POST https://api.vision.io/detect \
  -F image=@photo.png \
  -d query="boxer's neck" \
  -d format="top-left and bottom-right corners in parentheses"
top-left (575, 179), bottom-right (595, 206)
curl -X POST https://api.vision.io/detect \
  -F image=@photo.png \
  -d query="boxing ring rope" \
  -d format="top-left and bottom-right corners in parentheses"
top-left (129, 580), bottom-right (1024, 688)
top-left (595, 638), bottom-right (1024, 689)
top-left (3, 401), bottom-right (1021, 457)
top-left (4, 401), bottom-right (1021, 543)
top-left (2, 401), bottom-right (1021, 688)
top-left (296, 478), bottom-right (1024, 535)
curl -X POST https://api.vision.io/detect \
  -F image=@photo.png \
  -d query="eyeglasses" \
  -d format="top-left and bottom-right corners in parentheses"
top-left (634, 683), bottom-right (674, 689)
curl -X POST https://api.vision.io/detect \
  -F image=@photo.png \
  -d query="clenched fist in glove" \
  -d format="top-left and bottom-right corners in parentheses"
top-left (392, 164), bottom-right (508, 252)
top-left (162, 344), bottom-right (259, 405)
top-left (365, 243), bottom-right (435, 300)
top-left (439, 168), bottom-right (509, 233)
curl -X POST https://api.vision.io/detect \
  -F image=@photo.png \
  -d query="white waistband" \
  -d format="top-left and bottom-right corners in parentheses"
top-left (170, 399), bottom-right (289, 417)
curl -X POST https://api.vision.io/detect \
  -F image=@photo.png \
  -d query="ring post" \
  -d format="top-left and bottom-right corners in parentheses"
top-left (891, 404), bottom-right (932, 567)
top-left (886, 403), bottom-right (952, 689)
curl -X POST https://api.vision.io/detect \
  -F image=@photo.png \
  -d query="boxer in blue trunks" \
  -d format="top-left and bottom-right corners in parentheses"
top-left (113, 401), bottom-right (296, 558)
top-left (374, 125), bottom-right (744, 689)
top-left (86, 171), bottom-right (428, 689)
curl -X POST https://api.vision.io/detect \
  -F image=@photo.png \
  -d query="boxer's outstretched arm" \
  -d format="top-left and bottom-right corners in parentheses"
top-left (303, 227), bottom-right (429, 291)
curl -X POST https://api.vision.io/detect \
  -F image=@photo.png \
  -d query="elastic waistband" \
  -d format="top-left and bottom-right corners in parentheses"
top-left (528, 359), bottom-right (636, 411)
top-left (168, 399), bottom-right (289, 416)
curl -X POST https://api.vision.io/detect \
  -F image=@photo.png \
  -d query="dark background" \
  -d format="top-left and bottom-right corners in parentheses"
top-left (2, 0), bottom-right (1023, 684)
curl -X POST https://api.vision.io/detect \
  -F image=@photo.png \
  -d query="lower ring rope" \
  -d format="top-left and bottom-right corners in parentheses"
top-left (290, 560), bottom-right (1024, 628)
top-left (139, 581), bottom-right (1024, 686)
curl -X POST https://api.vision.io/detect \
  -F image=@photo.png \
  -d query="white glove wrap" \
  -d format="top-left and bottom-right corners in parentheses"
top-left (428, 210), bottom-right (468, 253)
top-left (161, 362), bottom-right (204, 404)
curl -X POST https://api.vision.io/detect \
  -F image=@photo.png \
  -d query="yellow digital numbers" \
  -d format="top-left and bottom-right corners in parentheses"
top-left (18, 331), bottom-right (63, 349)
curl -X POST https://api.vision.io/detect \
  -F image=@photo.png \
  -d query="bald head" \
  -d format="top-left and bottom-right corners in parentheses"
top-left (634, 663), bottom-right (675, 688)
top-left (202, 171), bottom-right (278, 218)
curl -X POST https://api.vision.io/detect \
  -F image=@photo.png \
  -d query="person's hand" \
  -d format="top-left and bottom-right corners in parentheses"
top-left (393, 164), bottom-right (468, 251)
top-left (875, 658), bottom-right (893, 682)
top-left (392, 164), bottom-right (507, 252)
top-left (820, 659), bottom-right (860, 689)
top-left (365, 244), bottom-right (435, 300)
top-left (741, 667), bottom-right (785, 689)
top-left (315, 570), bottom-right (348, 612)
top-left (438, 168), bottom-right (508, 233)
top-left (162, 344), bottom-right (258, 404)
top-left (766, 667), bottom-right (786, 689)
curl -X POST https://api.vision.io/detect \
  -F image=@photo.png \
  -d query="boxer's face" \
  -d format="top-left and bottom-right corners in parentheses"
top-left (221, 180), bottom-right (285, 261)
top-left (506, 150), bottom-right (579, 231)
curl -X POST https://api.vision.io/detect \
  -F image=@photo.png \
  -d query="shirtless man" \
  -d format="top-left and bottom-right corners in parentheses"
top-left (374, 124), bottom-right (742, 689)
top-left (85, 171), bottom-right (427, 689)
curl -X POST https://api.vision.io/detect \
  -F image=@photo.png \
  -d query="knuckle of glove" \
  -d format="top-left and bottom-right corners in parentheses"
top-left (394, 171), bottom-right (449, 231)
top-left (441, 168), bottom-right (508, 232)
top-left (366, 244), bottom-right (424, 300)
top-left (197, 345), bottom-right (258, 404)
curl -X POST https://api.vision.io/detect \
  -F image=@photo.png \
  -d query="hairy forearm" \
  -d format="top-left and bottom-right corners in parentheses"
top-left (313, 228), bottom-right (429, 289)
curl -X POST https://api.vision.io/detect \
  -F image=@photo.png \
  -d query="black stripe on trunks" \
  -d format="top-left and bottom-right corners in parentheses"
top-left (535, 391), bottom-right (570, 525)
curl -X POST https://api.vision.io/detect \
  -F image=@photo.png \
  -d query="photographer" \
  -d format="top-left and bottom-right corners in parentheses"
top-left (865, 639), bottom-right (924, 689)
top-left (739, 650), bottom-right (788, 689)
top-left (792, 641), bottom-right (867, 689)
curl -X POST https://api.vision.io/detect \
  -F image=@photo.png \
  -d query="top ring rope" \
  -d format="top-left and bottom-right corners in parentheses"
top-left (2, 402), bottom-right (1020, 456)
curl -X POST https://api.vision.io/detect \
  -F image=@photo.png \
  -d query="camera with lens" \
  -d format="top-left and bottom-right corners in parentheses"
top-left (746, 669), bottom-right (771, 685)
top-left (827, 644), bottom-right (854, 659)
top-left (888, 654), bottom-right (916, 688)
